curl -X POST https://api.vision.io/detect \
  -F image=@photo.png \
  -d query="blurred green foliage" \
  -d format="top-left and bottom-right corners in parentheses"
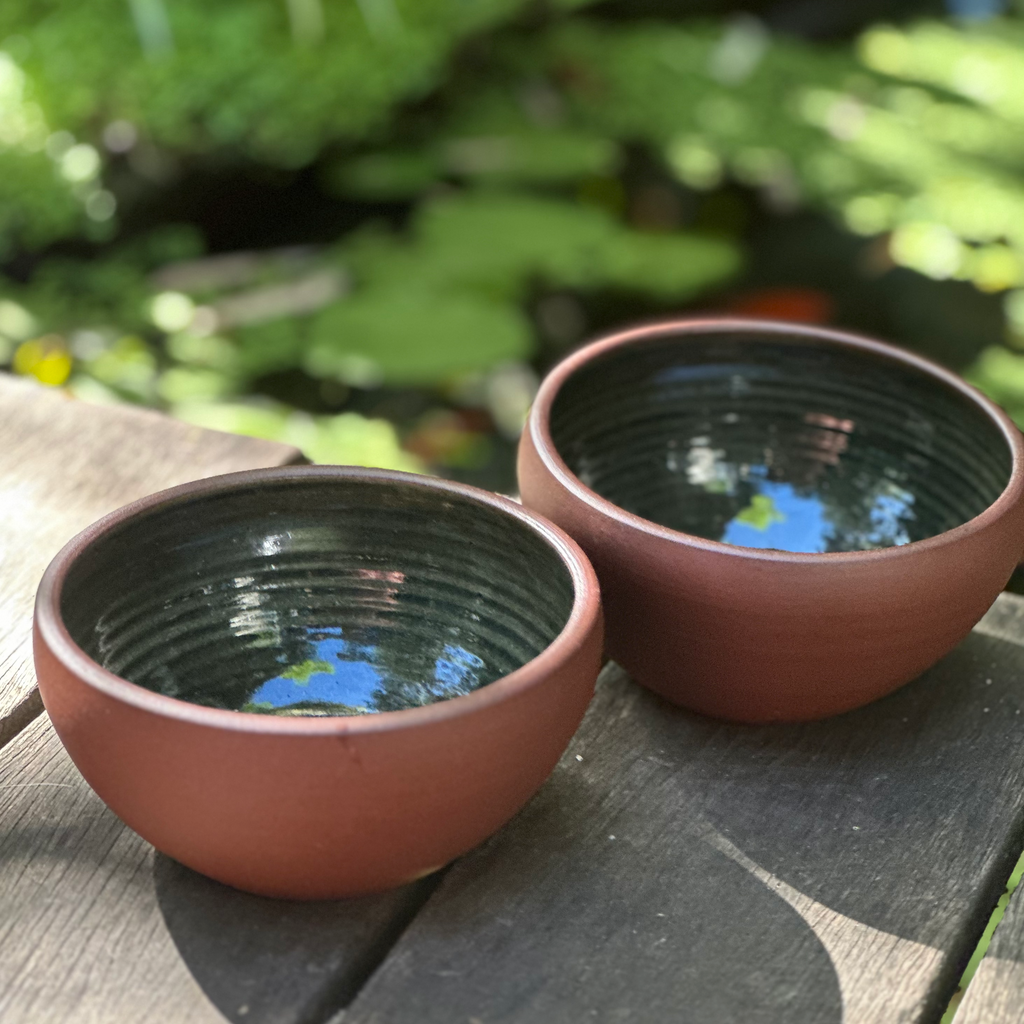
top-left (362, 14), bottom-right (1024, 296)
top-left (0, 0), bottom-right (546, 168)
top-left (306, 191), bottom-right (737, 385)
top-left (2, 1), bottom-right (1024, 465)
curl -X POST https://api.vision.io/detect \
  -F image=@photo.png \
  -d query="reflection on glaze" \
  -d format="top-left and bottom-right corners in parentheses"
top-left (682, 447), bottom-right (915, 554)
top-left (553, 338), bottom-right (1012, 553)
top-left (240, 625), bottom-right (487, 717)
top-left (576, 403), bottom-right (919, 553)
top-left (64, 480), bottom-right (577, 725)
top-left (723, 480), bottom-right (830, 551)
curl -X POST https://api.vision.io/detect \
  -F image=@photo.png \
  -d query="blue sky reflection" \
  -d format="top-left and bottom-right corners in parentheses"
top-left (243, 626), bottom-right (488, 716)
top-left (722, 479), bottom-right (832, 552)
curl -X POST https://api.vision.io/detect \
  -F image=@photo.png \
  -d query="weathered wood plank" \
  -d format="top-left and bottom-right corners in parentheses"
top-left (0, 713), bottom-right (438, 1024)
top-left (0, 374), bottom-right (299, 746)
top-left (974, 591), bottom-right (1024, 646)
top-left (953, 958), bottom-right (1024, 1024)
top-left (344, 593), bottom-right (1024, 1024)
top-left (952, 860), bottom-right (1024, 1020)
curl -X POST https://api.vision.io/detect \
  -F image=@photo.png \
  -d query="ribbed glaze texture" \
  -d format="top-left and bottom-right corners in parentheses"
top-left (61, 479), bottom-right (575, 716)
top-left (550, 333), bottom-right (1011, 553)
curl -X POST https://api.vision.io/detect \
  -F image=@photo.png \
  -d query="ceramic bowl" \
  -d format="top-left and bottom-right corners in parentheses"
top-left (518, 317), bottom-right (1024, 722)
top-left (34, 466), bottom-right (602, 898)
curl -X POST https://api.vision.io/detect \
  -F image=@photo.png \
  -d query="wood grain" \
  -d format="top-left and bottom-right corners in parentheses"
top-left (345, 593), bottom-right (1024, 1024)
top-left (0, 374), bottom-right (299, 746)
top-left (952, 957), bottom-right (1024, 1024)
top-left (952, 822), bottom-right (1024, 1021)
top-left (0, 713), bottom-right (438, 1024)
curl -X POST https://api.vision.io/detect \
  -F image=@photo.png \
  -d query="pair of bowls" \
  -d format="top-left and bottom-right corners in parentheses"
top-left (34, 319), bottom-right (1024, 898)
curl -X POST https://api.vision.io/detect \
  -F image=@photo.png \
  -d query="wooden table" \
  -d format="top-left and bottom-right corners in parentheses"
top-left (2, 374), bottom-right (1024, 1024)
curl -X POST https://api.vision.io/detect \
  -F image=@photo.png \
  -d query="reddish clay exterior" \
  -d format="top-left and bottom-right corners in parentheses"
top-left (518, 318), bottom-right (1024, 723)
top-left (34, 472), bottom-right (603, 900)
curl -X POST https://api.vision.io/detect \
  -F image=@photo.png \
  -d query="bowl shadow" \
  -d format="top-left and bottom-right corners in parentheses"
top-left (152, 853), bottom-right (440, 1024)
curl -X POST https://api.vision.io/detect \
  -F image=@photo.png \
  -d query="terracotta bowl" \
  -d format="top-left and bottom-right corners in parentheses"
top-left (518, 317), bottom-right (1024, 723)
top-left (34, 466), bottom-right (602, 898)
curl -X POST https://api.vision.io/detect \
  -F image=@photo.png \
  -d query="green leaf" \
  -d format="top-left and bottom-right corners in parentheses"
top-left (734, 494), bottom-right (786, 531)
top-left (282, 411), bottom-right (424, 471)
top-left (441, 131), bottom-right (618, 184)
top-left (280, 659), bottom-right (334, 683)
top-left (156, 366), bottom-right (237, 404)
top-left (965, 346), bottom-right (1024, 409)
top-left (345, 190), bottom-right (740, 302)
top-left (171, 401), bottom-right (291, 440)
top-left (327, 150), bottom-right (443, 199)
top-left (232, 317), bottom-right (310, 378)
top-left (600, 231), bottom-right (741, 298)
top-left (307, 289), bottom-right (531, 384)
top-left (172, 401), bottom-right (424, 472)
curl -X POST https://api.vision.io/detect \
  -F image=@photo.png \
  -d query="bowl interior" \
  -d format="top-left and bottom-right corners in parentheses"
top-left (60, 476), bottom-right (575, 716)
top-left (549, 330), bottom-right (1013, 553)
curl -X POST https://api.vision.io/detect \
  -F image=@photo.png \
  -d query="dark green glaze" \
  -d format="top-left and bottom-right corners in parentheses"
top-left (550, 332), bottom-right (1012, 553)
top-left (60, 477), bottom-right (575, 716)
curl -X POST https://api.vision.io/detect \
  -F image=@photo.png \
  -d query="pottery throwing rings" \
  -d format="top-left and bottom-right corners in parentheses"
top-left (34, 467), bottom-right (602, 898)
top-left (518, 317), bottom-right (1024, 723)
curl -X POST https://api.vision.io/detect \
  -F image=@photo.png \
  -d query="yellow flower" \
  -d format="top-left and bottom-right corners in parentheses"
top-left (13, 336), bottom-right (72, 387)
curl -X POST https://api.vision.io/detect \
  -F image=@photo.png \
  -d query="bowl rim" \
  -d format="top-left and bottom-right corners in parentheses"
top-left (34, 465), bottom-right (602, 735)
top-left (525, 315), bottom-right (1024, 563)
